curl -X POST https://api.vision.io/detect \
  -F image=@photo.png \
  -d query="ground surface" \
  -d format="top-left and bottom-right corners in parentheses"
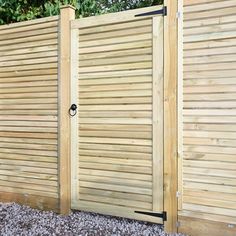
top-left (0, 203), bottom-right (185, 236)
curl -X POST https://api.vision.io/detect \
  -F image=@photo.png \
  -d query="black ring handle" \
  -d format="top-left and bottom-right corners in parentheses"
top-left (69, 104), bottom-right (77, 117)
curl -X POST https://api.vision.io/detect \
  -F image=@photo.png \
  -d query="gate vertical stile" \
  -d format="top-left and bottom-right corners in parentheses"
top-left (70, 26), bottom-right (79, 208)
top-left (152, 16), bottom-right (164, 214)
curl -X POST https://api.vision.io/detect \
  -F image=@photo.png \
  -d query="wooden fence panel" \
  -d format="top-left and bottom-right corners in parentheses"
top-left (179, 0), bottom-right (236, 235)
top-left (71, 6), bottom-right (165, 224)
top-left (0, 16), bottom-right (59, 211)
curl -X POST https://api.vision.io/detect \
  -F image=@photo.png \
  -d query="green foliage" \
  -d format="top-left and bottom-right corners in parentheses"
top-left (0, 0), bottom-right (163, 25)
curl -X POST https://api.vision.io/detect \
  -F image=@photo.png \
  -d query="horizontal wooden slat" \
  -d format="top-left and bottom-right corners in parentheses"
top-left (80, 187), bottom-right (151, 203)
top-left (80, 41), bottom-right (152, 54)
top-left (79, 137), bottom-right (151, 146)
top-left (179, 210), bottom-right (236, 225)
top-left (79, 69), bottom-right (152, 79)
top-left (184, 123), bottom-right (236, 131)
top-left (184, 46), bottom-right (236, 57)
top-left (184, 38), bottom-right (236, 50)
top-left (80, 169), bottom-right (152, 181)
top-left (0, 98), bottom-right (57, 105)
top-left (80, 47), bottom-right (152, 61)
top-left (0, 16), bottom-right (58, 30)
top-left (184, 93), bottom-right (236, 101)
top-left (0, 74), bottom-right (57, 83)
top-left (80, 26), bottom-right (152, 42)
top-left (0, 27), bottom-right (58, 41)
top-left (184, 31), bottom-right (236, 43)
top-left (0, 152), bottom-right (57, 162)
top-left (0, 169), bottom-right (57, 181)
top-left (184, 174), bottom-right (236, 187)
top-left (184, 159), bottom-right (236, 170)
top-left (183, 203), bottom-right (236, 217)
top-left (183, 77), bottom-right (236, 86)
top-left (0, 45), bottom-right (57, 56)
top-left (79, 124), bottom-right (151, 131)
top-left (184, 0), bottom-right (236, 13)
top-left (184, 15), bottom-right (236, 28)
top-left (79, 19), bottom-right (152, 35)
top-left (0, 131), bottom-right (56, 139)
top-left (184, 137), bottom-right (236, 147)
top-left (79, 149), bottom-right (151, 160)
top-left (80, 143), bottom-right (151, 153)
top-left (79, 193), bottom-right (151, 210)
top-left (184, 62), bottom-right (236, 72)
top-left (183, 152), bottom-right (236, 163)
top-left (184, 189), bottom-right (236, 203)
top-left (0, 158), bottom-right (57, 168)
top-left (80, 83), bottom-right (151, 92)
top-left (80, 90), bottom-right (151, 98)
top-left (0, 51), bottom-right (57, 62)
top-left (0, 22), bottom-right (58, 37)
top-left (0, 174), bottom-right (57, 187)
top-left (0, 147), bottom-right (57, 157)
top-left (79, 97), bottom-right (152, 105)
top-left (80, 104), bottom-right (151, 111)
top-left (184, 0), bottom-right (228, 6)
top-left (184, 116), bottom-right (236, 123)
top-left (79, 76), bottom-right (151, 85)
top-left (184, 70), bottom-right (236, 79)
top-left (79, 62), bottom-right (152, 73)
top-left (0, 33), bottom-right (57, 47)
top-left (79, 130), bottom-right (151, 139)
top-left (79, 181), bottom-right (152, 195)
top-left (184, 6), bottom-right (236, 21)
top-left (0, 57), bottom-right (57, 67)
top-left (80, 34), bottom-right (151, 48)
top-left (183, 182), bottom-right (236, 195)
top-left (80, 55), bottom-right (151, 67)
top-left (184, 22), bottom-right (236, 36)
top-left (184, 130), bottom-right (236, 139)
top-left (79, 174), bottom-right (151, 188)
top-left (183, 109), bottom-right (236, 116)
top-left (0, 142), bottom-right (56, 151)
top-left (80, 156), bottom-right (151, 167)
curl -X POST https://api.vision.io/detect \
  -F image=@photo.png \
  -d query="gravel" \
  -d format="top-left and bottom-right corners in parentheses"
top-left (0, 203), bottom-right (185, 236)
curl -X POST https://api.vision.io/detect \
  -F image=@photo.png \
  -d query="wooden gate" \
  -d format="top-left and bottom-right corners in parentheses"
top-left (70, 6), bottom-right (164, 224)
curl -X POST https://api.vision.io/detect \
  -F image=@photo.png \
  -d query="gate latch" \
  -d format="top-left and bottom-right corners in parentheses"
top-left (69, 104), bottom-right (77, 116)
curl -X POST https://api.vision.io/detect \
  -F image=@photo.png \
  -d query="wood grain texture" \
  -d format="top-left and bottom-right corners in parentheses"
top-left (179, 0), bottom-right (236, 234)
top-left (0, 191), bottom-right (59, 212)
top-left (59, 5), bottom-right (75, 214)
top-left (178, 0), bottom-right (184, 212)
top-left (179, 216), bottom-right (236, 236)
top-left (152, 16), bottom-right (164, 212)
top-left (163, 0), bottom-right (178, 233)
top-left (0, 16), bottom-right (59, 211)
top-left (71, 5), bottom-right (165, 224)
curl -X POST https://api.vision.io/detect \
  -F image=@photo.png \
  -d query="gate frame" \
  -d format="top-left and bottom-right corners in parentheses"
top-left (58, 1), bottom-right (178, 233)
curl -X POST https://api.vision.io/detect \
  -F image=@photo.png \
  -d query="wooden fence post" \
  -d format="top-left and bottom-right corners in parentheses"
top-left (59, 5), bottom-right (75, 214)
top-left (163, 0), bottom-right (178, 233)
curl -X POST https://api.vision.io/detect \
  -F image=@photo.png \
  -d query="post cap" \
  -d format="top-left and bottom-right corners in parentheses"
top-left (60, 5), bottom-right (76, 11)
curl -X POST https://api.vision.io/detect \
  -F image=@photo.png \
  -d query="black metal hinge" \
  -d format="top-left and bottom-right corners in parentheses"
top-left (135, 210), bottom-right (167, 221)
top-left (135, 6), bottom-right (167, 17)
